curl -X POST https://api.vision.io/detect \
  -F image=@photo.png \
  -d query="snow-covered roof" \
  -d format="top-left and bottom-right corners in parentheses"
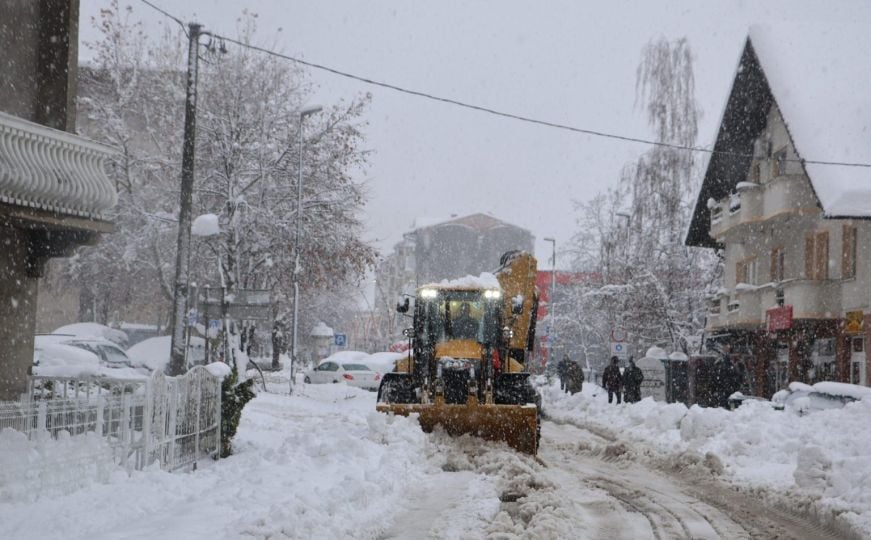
top-left (687, 24), bottom-right (871, 247)
top-left (749, 24), bottom-right (871, 217)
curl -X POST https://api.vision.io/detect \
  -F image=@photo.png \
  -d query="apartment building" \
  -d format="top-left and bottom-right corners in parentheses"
top-left (0, 1), bottom-right (116, 399)
top-left (686, 25), bottom-right (871, 396)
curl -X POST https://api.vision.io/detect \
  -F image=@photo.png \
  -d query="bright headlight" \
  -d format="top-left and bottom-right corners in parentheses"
top-left (484, 289), bottom-right (502, 299)
top-left (420, 288), bottom-right (438, 299)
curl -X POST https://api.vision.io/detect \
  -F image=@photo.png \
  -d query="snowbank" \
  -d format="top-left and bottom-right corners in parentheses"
top-left (541, 380), bottom-right (871, 535)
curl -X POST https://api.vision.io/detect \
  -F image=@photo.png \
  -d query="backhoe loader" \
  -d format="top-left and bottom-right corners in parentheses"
top-left (376, 251), bottom-right (541, 455)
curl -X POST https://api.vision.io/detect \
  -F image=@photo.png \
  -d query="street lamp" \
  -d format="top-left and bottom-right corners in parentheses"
top-left (543, 237), bottom-right (557, 366)
top-left (290, 105), bottom-right (322, 395)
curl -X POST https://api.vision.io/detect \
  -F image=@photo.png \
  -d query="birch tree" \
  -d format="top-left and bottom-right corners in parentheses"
top-left (563, 37), bottom-right (717, 367)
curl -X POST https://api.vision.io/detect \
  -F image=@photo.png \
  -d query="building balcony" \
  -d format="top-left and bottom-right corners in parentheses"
top-left (0, 110), bottom-right (116, 222)
top-left (762, 175), bottom-right (818, 219)
top-left (708, 176), bottom-right (820, 241)
top-left (783, 280), bottom-right (841, 319)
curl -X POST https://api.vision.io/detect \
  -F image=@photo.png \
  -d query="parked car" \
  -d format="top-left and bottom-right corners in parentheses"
top-left (770, 381), bottom-right (871, 415)
top-left (304, 357), bottom-right (381, 390)
top-left (34, 334), bottom-right (143, 371)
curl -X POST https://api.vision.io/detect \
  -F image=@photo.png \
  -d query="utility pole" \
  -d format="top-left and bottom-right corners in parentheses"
top-left (168, 23), bottom-right (202, 376)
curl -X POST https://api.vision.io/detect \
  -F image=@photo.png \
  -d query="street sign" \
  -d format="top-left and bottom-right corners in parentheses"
top-left (334, 334), bottom-right (347, 347)
top-left (610, 341), bottom-right (629, 359)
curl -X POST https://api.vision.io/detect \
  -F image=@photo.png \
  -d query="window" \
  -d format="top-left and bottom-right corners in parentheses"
top-left (736, 257), bottom-right (756, 285)
top-left (708, 298), bottom-right (721, 316)
top-left (775, 288), bottom-right (785, 307)
top-left (341, 364), bottom-right (370, 371)
top-left (770, 247), bottom-right (785, 281)
top-left (805, 231), bottom-right (829, 280)
top-left (772, 148), bottom-right (788, 177)
top-left (710, 204), bottom-right (722, 222)
top-left (727, 299), bottom-right (740, 312)
top-left (842, 225), bottom-right (857, 279)
top-left (752, 161), bottom-right (762, 183)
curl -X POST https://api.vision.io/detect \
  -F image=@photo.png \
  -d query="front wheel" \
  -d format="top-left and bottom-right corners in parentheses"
top-left (304, 376), bottom-right (311, 384)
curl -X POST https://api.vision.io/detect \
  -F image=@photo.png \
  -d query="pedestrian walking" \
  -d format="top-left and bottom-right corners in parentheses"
top-left (566, 361), bottom-right (585, 395)
top-left (623, 357), bottom-right (644, 403)
top-left (603, 356), bottom-right (623, 404)
top-left (557, 354), bottom-right (571, 392)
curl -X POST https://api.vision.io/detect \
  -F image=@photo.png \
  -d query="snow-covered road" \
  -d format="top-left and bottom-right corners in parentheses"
top-left (0, 380), bottom-right (862, 539)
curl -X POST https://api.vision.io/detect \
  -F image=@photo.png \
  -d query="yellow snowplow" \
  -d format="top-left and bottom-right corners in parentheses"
top-left (376, 251), bottom-right (541, 455)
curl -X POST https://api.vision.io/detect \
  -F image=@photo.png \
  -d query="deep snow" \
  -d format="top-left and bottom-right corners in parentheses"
top-left (2, 376), bottom-right (870, 538)
top-left (541, 379), bottom-right (871, 536)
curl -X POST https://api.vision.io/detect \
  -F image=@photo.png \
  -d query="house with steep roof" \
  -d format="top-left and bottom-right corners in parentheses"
top-left (0, 0), bottom-right (117, 399)
top-left (686, 25), bottom-right (871, 397)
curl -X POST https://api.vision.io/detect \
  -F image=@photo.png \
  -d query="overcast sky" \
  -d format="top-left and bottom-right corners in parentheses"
top-left (80, 0), bottom-right (870, 270)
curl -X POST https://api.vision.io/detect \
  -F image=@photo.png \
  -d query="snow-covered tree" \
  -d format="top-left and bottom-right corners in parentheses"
top-left (48, 4), bottom-right (375, 361)
top-left (563, 37), bottom-right (718, 367)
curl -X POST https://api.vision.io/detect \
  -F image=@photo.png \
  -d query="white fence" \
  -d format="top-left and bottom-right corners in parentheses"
top-left (0, 365), bottom-right (222, 497)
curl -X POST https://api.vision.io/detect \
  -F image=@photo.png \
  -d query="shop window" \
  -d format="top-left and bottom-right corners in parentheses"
top-left (842, 225), bottom-right (857, 279)
top-left (812, 338), bottom-right (837, 382)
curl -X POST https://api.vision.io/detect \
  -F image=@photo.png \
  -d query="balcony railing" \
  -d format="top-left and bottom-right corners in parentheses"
top-left (0, 111), bottom-right (116, 220)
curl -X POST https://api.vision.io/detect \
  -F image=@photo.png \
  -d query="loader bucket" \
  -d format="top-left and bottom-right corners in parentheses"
top-left (376, 402), bottom-right (539, 455)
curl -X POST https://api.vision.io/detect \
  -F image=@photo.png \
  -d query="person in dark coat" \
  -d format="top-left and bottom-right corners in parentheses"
top-left (602, 356), bottom-right (623, 404)
top-left (566, 361), bottom-right (585, 395)
top-left (557, 354), bottom-right (571, 392)
top-left (623, 357), bottom-right (644, 403)
top-left (452, 302), bottom-right (479, 339)
top-left (715, 356), bottom-right (739, 408)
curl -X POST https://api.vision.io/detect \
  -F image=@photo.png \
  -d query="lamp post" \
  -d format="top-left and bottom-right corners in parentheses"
top-left (290, 105), bottom-right (322, 395)
top-left (543, 237), bottom-right (557, 365)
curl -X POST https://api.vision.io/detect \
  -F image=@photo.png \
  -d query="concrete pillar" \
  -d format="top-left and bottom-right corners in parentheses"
top-left (0, 225), bottom-right (38, 400)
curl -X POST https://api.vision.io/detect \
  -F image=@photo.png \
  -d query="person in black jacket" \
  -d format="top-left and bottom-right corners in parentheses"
top-left (566, 361), bottom-right (585, 394)
top-left (623, 357), bottom-right (644, 403)
top-left (557, 354), bottom-right (571, 392)
top-left (602, 356), bottom-right (623, 404)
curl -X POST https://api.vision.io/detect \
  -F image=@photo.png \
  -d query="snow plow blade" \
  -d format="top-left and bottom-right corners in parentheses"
top-left (376, 402), bottom-right (539, 455)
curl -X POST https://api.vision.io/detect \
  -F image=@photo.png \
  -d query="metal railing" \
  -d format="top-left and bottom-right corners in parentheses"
top-left (0, 365), bottom-right (222, 498)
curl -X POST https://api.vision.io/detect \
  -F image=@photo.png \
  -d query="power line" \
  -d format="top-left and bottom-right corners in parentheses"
top-left (140, 0), bottom-right (186, 30)
top-left (138, 0), bottom-right (871, 170)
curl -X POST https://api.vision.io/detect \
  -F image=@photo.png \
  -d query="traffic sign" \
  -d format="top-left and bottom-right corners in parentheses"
top-left (334, 333), bottom-right (347, 347)
top-left (610, 341), bottom-right (629, 359)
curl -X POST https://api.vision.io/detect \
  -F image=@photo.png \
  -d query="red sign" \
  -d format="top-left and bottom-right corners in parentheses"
top-left (766, 305), bottom-right (793, 332)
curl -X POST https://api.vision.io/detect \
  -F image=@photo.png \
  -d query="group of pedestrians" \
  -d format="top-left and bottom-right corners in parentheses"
top-left (555, 353), bottom-right (644, 404)
top-left (602, 356), bottom-right (644, 404)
